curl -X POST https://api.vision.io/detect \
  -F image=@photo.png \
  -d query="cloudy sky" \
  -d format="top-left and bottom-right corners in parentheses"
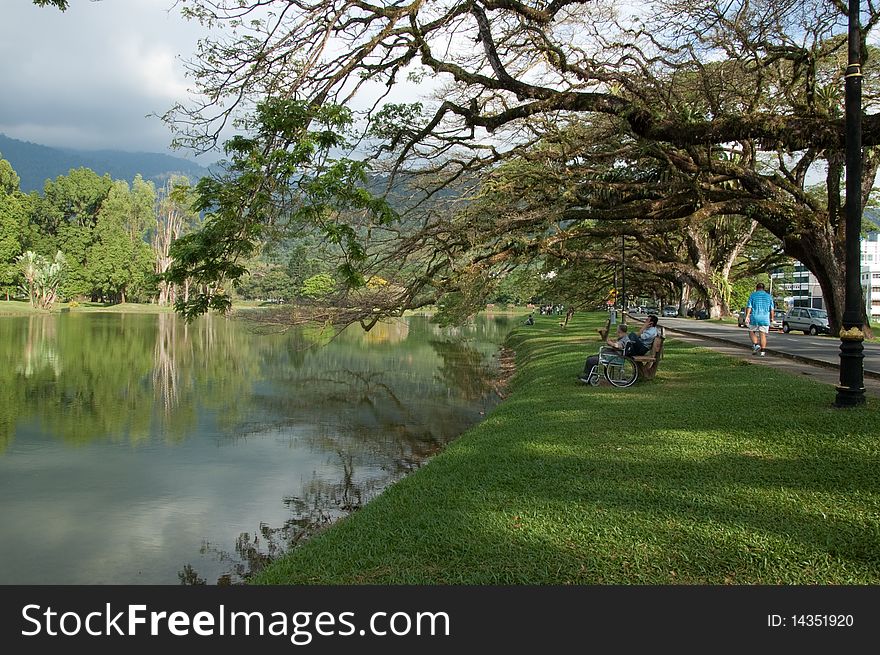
top-left (1, 0), bottom-right (211, 160)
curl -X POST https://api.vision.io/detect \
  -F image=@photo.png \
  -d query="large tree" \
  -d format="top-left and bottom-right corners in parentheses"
top-left (36, 168), bottom-right (112, 299)
top-left (166, 0), bottom-right (880, 333)
top-left (0, 158), bottom-right (27, 300)
top-left (430, 120), bottom-right (788, 319)
top-left (89, 178), bottom-right (155, 303)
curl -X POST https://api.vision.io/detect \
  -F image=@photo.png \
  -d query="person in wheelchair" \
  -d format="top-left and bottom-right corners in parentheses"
top-left (579, 323), bottom-right (632, 384)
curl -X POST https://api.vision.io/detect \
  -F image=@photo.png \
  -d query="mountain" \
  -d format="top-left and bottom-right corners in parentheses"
top-left (0, 133), bottom-right (212, 193)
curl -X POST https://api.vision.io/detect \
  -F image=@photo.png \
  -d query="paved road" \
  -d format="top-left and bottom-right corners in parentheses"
top-left (631, 314), bottom-right (880, 379)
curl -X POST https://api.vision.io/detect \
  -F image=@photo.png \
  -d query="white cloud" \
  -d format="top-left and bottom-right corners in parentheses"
top-left (115, 34), bottom-right (191, 101)
top-left (0, 0), bottom-right (204, 154)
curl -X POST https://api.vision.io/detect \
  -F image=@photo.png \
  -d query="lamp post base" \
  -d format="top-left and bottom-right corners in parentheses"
top-left (833, 385), bottom-right (866, 407)
top-left (835, 334), bottom-right (865, 407)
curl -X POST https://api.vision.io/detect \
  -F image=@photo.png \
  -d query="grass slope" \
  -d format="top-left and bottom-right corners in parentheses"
top-left (251, 313), bottom-right (880, 585)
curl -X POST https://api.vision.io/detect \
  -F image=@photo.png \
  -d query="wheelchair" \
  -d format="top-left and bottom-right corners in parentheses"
top-left (583, 344), bottom-right (639, 388)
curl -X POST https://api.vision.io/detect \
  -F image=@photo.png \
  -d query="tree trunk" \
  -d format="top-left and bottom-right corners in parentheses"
top-left (679, 283), bottom-right (690, 316)
top-left (784, 228), bottom-right (845, 335)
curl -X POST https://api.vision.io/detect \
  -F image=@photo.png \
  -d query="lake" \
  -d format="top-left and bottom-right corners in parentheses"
top-left (0, 311), bottom-right (513, 584)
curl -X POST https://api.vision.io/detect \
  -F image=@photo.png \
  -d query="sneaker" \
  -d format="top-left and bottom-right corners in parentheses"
top-left (752, 344), bottom-right (760, 354)
top-left (759, 351), bottom-right (766, 357)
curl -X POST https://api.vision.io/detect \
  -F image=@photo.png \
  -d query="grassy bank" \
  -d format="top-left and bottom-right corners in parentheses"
top-left (251, 312), bottom-right (880, 585)
top-left (0, 300), bottom-right (176, 315)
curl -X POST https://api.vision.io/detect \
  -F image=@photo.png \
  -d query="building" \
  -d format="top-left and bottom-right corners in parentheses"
top-left (770, 220), bottom-right (880, 322)
top-left (864, 229), bottom-right (880, 321)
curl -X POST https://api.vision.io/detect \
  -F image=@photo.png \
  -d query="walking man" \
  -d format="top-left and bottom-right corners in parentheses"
top-left (745, 282), bottom-right (775, 357)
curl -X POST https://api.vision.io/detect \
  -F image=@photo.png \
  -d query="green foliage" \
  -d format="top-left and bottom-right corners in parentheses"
top-left (0, 157), bottom-right (27, 296)
top-left (433, 265), bottom-right (498, 326)
top-left (55, 223), bottom-right (92, 298)
top-left (88, 179), bottom-right (156, 303)
top-left (166, 98), bottom-right (397, 321)
top-left (0, 157), bottom-right (21, 195)
top-left (285, 241), bottom-right (323, 289)
top-left (0, 194), bottom-right (27, 294)
top-left (41, 167), bottom-right (112, 231)
top-left (236, 262), bottom-right (298, 301)
top-left (300, 273), bottom-right (336, 300)
top-left (728, 278), bottom-right (756, 311)
top-left (252, 313), bottom-right (880, 585)
top-left (710, 271), bottom-right (732, 308)
top-left (492, 269), bottom-right (542, 306)
top-left (17, 250), bottom-right (66, 309)
top-left (368, 103), bottom-right (424, 142)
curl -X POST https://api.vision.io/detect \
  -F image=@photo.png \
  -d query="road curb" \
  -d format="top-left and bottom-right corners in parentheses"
top-left (662, 326), bottom-right (880, 381)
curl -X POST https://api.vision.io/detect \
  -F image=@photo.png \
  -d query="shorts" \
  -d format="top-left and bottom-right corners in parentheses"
top-left (749, 324), bottom-right (769, 334)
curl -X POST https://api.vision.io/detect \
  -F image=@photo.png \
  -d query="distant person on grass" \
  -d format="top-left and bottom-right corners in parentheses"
top-left (745, 282), bottom-right (775, 357)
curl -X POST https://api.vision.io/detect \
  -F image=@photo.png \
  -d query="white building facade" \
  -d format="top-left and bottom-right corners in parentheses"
top-left (770, 229), bottom-right (880, 322)
top-left (863, 230), bottom-right (880, 321)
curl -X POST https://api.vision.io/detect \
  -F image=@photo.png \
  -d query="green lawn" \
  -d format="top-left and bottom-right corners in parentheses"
top-left (0, 300), bottom-right (46, 315)
top-left (0, 300), bottom-right (177, 315)
top-left (251, 312), bottom-right (880, 585)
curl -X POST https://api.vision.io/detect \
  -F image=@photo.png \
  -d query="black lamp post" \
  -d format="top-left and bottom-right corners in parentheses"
top-left (835, 0), bottom-right (866, 407)
top-left (621, 234), bottom-right (627, 314)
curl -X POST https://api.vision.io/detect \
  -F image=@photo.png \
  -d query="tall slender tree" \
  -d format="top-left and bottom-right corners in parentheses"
top-left (0, 158), bottom-right (26, 300)
top-left (153, 177), bottom-right (198, 306)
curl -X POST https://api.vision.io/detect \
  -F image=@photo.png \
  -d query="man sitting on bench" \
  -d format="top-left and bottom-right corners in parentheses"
top-left (627, 314), bottom-right (659, 356)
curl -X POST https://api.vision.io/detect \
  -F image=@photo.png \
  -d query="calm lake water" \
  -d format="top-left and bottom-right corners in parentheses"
top-left (0, 311), bottom-right (513, 584)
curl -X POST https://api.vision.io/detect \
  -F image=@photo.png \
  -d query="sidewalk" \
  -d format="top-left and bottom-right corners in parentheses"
top-left (651, 315), bottom-right (880, 399)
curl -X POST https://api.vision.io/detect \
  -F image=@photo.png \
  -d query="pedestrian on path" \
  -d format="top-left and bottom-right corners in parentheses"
top-left (745, 282), bottom-right (775, 357)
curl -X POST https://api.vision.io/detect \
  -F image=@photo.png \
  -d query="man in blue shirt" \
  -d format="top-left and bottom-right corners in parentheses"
top-left (744, 282), bottom-right (775, 357)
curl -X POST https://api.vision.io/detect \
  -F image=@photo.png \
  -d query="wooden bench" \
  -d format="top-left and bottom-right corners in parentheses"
top-left (631, 328), bottom-right (665, 381)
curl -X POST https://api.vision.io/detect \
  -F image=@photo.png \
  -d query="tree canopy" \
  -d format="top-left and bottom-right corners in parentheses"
top-left (163, 0), bottom-right (880, 332)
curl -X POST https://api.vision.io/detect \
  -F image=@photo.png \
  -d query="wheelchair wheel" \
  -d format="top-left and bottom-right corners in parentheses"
top-left (605, 356), bottom-right (638, 387)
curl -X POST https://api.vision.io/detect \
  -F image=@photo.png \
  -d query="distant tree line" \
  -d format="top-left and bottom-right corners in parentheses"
top-left (0, 156), bottom-right (340, 309)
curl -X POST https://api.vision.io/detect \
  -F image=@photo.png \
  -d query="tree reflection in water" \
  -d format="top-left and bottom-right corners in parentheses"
top-left (181, 430), bottom-right (446, 584)
top-left (0, 312), bottom-right (511, 584)
top-left (179, 336), bottom-right (503, 585)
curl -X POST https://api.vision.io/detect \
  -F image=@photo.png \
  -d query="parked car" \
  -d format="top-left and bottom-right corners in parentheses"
top-left (770, 311), bottom-right (786, 331)
top-left (661, 305), bottom-right (678, 317)
top-left (783, 307), bottom-right (831, 335)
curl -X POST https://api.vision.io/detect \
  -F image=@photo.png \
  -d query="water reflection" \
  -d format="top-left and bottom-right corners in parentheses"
top-left (0, 311), bottom-right (512, 584)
